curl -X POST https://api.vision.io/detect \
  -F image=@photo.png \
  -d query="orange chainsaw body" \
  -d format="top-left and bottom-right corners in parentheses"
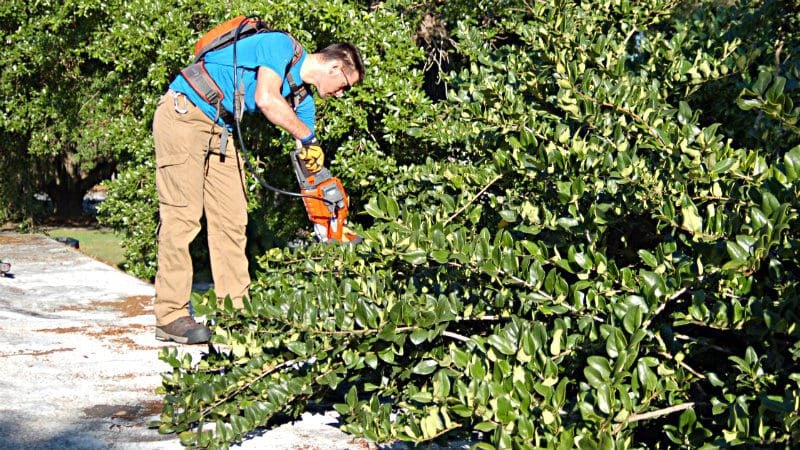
top-left (292, 149), bottom-right (359, 243)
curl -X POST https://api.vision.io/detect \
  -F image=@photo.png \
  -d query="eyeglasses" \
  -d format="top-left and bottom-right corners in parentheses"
top-left (339, 67), bottom-right (352, 93)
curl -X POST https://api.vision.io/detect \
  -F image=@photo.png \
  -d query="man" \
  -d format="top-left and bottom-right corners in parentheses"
top-left (152, 29), bottom-right (364, 344)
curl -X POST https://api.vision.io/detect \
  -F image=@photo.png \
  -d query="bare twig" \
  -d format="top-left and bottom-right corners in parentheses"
top-left (444, 174), bottom-right (503, 225)
top-left (442, 331), bottom-right (471, 342)
top-left (573, 88), bottom-right (667, 148)
top-left (674, 333), bottom-right (733, 354)
top-left (313, 326), bottom-right (415, 336)
top-left (454, 315), bottom-right (500, 322)
top-left (621, 26), bottom-right (638, 52)
top-left (642, 287), bottom-right (687, 331)
top-left (422, 424), bottom-right (463, 442)
top-left (658, 351), bottom-right (706, 380)
top-left (613, 402), bottom-right (695, 434)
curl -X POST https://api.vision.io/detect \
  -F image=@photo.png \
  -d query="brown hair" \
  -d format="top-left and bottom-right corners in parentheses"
top-left (317, 43), bottom-right (365, 84)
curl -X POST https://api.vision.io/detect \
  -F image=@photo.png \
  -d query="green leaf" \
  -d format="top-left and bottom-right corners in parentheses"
top-left (412, 360), bottom-right (438, 375)
top-left (752, 71), bottom-right (772, 95)
top-left (623, 307), bottom-right (643, 334)
top-left (638, 250), bottom-right (658, 268)
top-left (766, 75), bottom-right (786, 102)
top-left (363, 200), bottom-right (386, 219)
top-left (409, 391), bottom-right (433, 403)
top-left (474, 421), bottom-right (497, 432)
top-left (452, 348), bottom-right (470, 368)
top-left (401, 249), bottom-right (428, 265)
top-left (499, 209), bottom-right (517, 222)
top-left (584, 367), bottom-right (604, 388)
top-left (410, 329), bottom-right (428, 345)
top-left (557, 217), bottom-right (580, 229)
top-left (726, 241), bottom-right (749, 262)
top-left (677, 407), bottom-right (696, 432)
top-left (737, 97), bottom-right (762, 111)
top-left (706, 372), bottom-right (725, 387)
top-left (596, 384), bottom-right (612, 414)
top-left (285, 340), bottom-right (307, 357)
top-left (711, 158), bottom-right (736, 174)
top-left (488, 334), bottom-right (516, 356)
top-left (431, 249), bottom-right (450, 264)
top-left (681, 199), bottom-right (703, 234)
top-left (587, 356), bottom-right (612, 380)
top-left (549, 328), bottom-right (563, 356)
top-left (784, 145), bottom-right (800, 181)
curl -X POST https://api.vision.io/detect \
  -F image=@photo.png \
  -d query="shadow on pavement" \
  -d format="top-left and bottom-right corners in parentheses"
top-left (0, 416), bottom-right (106, 450)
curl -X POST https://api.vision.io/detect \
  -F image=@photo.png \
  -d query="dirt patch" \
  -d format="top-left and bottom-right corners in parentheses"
top-left (107, 336), bottom-right (140, 349)
top-left (0, 285), bottom-right (24, 293)
top-left (83, 400), bottom-right (163, 422)
top-left (84, 325), bottom-right (151, 349)
top-left (0, 347), bottom-right (75, 357)
top-left (0, 234), bottom-right (33, 245)
top-left (34, 323), bottom-right (155, 349)
top-left (59, 295), bottom-right (152, 318)
top-left (100, 295), bottom-right (153, 318)
top-left (35, 326), bottom-right (84, 334)
top-left (349, 438), bottom-right (379, 450)
top-left (37, 324), bottom-right (146, 334)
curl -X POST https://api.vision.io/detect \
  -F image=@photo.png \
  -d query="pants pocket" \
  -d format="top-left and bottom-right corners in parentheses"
top-left (156, 153), bottom-right (190, 207)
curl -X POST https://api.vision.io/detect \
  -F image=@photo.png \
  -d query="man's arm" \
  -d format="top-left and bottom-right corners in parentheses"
top-left (254, 66), bottom-right (312, 140)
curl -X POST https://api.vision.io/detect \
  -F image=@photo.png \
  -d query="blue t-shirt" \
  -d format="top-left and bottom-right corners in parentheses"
top-left (170, 32), bottom-right (315, 132)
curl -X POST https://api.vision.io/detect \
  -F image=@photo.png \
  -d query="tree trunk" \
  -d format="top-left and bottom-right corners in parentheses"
top-left (44, 150), bottom-right (116, 218)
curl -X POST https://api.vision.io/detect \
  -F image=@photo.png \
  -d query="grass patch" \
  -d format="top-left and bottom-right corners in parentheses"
top-left (45, 227), bottom-right (125, 268)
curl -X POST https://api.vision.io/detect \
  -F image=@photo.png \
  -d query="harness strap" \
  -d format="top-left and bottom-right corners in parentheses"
top-left (286, 73), bottom-right (309, 108)
top-left (180, 62), bottom-right (235, 125)
top-left (284, 34), bottom-right (310, 109)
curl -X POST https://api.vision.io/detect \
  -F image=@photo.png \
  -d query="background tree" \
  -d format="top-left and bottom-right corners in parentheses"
top-left (0, 0), bottom-right (153, 219)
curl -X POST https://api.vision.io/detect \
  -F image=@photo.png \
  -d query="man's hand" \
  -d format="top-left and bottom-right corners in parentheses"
top-left (298, 139), bottom-right (325, 173)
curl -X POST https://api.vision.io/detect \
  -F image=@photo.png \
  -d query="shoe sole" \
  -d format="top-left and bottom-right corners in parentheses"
top-left (155, 328), bottom-right (190, 344)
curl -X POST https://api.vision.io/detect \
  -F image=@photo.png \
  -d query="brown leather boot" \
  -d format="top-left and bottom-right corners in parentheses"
top-left (156, 316), bottom-right (211, 344)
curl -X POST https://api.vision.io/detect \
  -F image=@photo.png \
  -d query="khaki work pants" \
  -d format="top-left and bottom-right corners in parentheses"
top-left (152, 91), bottom-right (249, 326)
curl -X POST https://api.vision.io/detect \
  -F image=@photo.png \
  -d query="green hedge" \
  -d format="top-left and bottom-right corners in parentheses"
top-left (150, 1), bottom-right (800, 449)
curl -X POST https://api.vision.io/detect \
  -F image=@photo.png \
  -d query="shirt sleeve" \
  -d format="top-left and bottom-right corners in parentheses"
top-left (295, 93), bottom-right (316, 133)
top-left (252, 33), bottom-right (296, 80)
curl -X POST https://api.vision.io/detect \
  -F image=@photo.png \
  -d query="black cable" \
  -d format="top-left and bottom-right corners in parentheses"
top-left (231, 16), bottom-right (332, 205)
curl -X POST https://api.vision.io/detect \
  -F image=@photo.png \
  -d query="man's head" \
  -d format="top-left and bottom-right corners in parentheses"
top-left (307, 43), bottom-right (365, 98)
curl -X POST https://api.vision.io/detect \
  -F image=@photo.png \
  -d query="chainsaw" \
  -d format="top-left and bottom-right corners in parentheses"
top-left (291, 147), bottom-right (361, 244)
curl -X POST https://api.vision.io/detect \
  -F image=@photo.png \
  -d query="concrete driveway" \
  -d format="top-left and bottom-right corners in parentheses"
top-left (0, 232), bottom-right (399, 450)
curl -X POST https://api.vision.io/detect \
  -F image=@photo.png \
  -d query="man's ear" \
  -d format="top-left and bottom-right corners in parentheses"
top-left (328, 60), bottom-right (342, 74)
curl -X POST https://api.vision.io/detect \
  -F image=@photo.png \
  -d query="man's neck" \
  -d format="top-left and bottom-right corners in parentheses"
top-left (299, 53), bottom-right (320, 85)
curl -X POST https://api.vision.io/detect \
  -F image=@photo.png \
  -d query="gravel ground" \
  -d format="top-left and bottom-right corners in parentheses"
top-left (0, 233), bottom-right (469, 450)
